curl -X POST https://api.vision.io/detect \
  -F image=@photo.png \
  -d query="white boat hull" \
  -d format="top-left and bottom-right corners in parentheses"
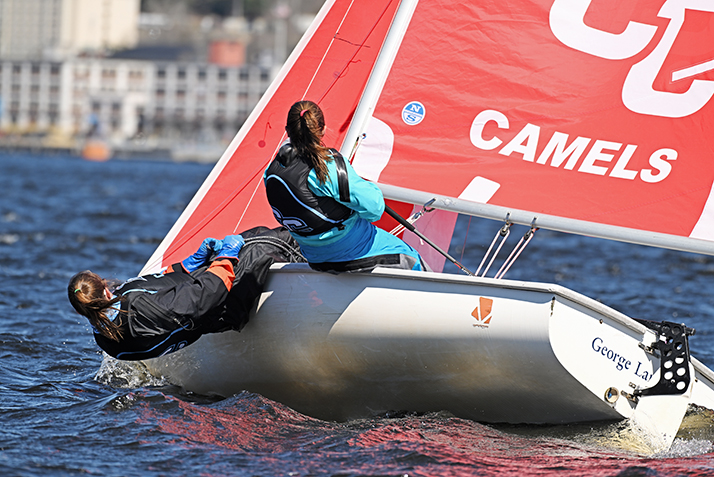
top-left (143, 264), bottom-right (714, 449)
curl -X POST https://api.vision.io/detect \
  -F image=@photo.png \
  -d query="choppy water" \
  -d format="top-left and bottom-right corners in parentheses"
top-left (3, 152), bottom-right (714, 476)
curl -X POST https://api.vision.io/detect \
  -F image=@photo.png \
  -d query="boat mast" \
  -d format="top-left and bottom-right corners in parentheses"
top-left (339, 0), bottom-right (419, 158)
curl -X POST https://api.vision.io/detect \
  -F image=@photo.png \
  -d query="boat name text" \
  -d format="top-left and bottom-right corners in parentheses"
top-left (591, 337), bottom-right (654, 381)
top-left (470, 109), bottom-right (676, 184)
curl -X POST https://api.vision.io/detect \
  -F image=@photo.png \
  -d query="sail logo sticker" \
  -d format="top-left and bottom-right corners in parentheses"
top-left (471, 297), bottom-right (493, 328)
top-left (402, 101), bottom-right (425, 125)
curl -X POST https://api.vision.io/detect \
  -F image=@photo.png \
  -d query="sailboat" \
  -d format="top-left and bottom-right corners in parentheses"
top-left (135, 0), bottom-right (714, 452)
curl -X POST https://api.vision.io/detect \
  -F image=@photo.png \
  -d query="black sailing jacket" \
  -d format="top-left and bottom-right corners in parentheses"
top-left (94, 226), bottom-right (304, 360)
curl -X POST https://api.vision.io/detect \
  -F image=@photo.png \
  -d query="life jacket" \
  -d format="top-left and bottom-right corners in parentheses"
top-left (264, 144), bottom-right (353, 236)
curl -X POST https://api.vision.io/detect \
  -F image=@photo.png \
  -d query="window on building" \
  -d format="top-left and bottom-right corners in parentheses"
top-left (49, 103), bottom-right (59, 125)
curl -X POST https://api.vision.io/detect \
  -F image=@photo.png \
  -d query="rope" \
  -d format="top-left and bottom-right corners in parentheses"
top-left (243, 236), bottom-right (307, 263)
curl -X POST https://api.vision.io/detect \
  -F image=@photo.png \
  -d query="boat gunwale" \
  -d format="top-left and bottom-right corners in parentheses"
top-left (269, 262), bottom-right (648, 331)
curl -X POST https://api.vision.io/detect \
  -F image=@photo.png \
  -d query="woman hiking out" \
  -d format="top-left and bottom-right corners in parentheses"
top-left (68, 226), bottom-right (303, 360)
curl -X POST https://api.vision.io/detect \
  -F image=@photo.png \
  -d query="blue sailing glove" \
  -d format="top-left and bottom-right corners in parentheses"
top-left (182, 237), bottom-right (223, 272)
top-left (215, 235), bottom-right (245, 260)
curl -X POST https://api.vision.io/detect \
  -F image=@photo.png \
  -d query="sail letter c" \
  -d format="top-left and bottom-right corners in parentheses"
top-left (470, 110), bottom-right (508, 150)
top-left (549, 0), bottom-right (657, 60)
top-left (622, 0), bottom-right (714, 118)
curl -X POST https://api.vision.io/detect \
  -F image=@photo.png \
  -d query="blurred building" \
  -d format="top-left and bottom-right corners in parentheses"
top-left (0, 58), bottom-right (272, 143)
top-left (0, 0), bottom-right (140, 60)
top-left (0, 1), bottom-right (318, 156)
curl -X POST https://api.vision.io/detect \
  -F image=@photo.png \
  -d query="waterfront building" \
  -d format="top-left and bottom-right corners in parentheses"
top-left (0, 58), bottom-right (272, 149)
top-left (0, 0), bottom-right (140, 60)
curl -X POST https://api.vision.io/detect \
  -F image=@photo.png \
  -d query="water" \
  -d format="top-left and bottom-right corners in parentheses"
top-left (2, 152), bottom-right (714, 476)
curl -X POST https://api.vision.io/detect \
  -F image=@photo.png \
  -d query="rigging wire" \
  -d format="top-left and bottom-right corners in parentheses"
top-left (388, 199), bottom-right (435, 235)
top-left (460, 215), bottom-right (472, 263)
top-left (494, 225), bottom-right (538, 279)
top-left (475, 216), bottom-right (539, 279)
top-left (317, 0), bottom-right (397, 104)
top-left (476, 219), bottom-right (511, 277)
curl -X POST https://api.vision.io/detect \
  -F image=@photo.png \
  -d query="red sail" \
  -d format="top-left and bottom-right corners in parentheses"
top-left (356, 0), bottom-right (714, 244)
top-left (143, 0), bottom-right (401, 273)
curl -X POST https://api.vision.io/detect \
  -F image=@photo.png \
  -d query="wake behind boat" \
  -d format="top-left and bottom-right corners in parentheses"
top-left (131, 0), bottom-right (714, 454)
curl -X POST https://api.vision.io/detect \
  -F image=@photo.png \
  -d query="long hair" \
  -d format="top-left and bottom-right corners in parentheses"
top-left (68, 270), bottom-right (124, 341)
top-left (285, 100), bottom-right (331, 183)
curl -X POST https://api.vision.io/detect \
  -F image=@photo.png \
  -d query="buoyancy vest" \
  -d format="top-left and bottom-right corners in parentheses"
top-left (264, 144), bottom-right (353, 236)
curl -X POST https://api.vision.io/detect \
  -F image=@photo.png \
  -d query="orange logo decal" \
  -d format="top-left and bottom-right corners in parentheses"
top-left (472, 297), bottom-right (493, 327)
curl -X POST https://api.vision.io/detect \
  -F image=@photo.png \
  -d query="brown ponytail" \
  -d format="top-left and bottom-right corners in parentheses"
top-left (285, 100), bottom-right (331, 183)
top-left (68, 270), bottom-right (124, 341)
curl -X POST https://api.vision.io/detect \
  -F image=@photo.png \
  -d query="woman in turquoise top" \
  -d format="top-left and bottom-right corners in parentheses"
top-left (264, 100), bottom-right (425, 272)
